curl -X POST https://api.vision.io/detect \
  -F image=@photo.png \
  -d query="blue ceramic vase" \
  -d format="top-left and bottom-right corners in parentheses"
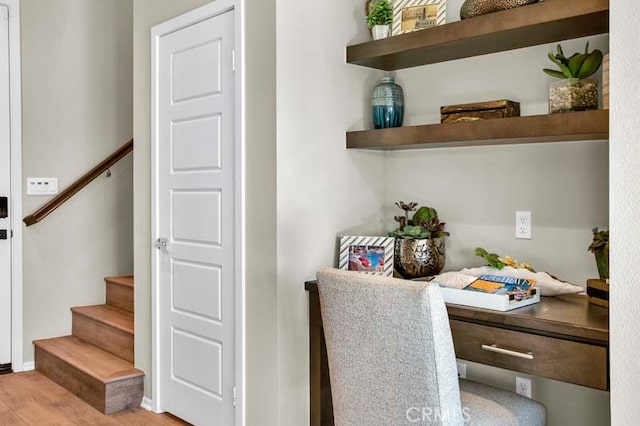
top-left (371, 76), bottom-right (404, 129)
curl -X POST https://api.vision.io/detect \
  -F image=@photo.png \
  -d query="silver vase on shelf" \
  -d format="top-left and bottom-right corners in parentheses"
top-left (394, 238), bottom-right (446, 279)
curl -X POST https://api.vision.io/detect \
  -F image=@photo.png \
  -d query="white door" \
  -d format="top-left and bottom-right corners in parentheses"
top-left (0, 4), bottom-right (12, 369)
top-left (155, 9), bottom-right (236, 425)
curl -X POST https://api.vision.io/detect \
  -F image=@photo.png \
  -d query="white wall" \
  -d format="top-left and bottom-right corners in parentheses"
top-left (609, 1), bottom-right (640, 424)
top-left (21, 0), bottom-right (133, 363)
top-left (133, 1), bottom-right (278, 424)
top-left (277, 0), bottom-right (610, 424)
top-left (242, 0), bottom-right (278, 423)
top-left (276, 1), bottom-right (388, 425)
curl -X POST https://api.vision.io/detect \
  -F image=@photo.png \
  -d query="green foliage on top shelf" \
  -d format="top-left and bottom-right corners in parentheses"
top-left (388, 201), bottom-right (450, 239)
top-left (543, 42), bottom-right (603, 79)
top-left (367, 0), bottom-right (393, 28)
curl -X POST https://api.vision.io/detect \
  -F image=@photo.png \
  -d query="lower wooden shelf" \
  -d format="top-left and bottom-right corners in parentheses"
top-left (346, 109), bottom-right (609, 150)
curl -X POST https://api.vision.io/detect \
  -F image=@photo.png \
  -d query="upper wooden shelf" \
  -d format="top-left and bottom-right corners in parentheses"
top-left (346, 110), bottom-right (609, 150)
top-left (347, 0), bottom-right (609, 71)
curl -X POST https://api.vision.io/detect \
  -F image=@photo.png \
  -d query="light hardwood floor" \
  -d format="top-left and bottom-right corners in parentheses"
top-left (0, 371), bottom-right (190, 425)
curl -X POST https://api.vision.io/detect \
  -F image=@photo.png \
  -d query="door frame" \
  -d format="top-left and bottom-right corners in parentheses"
top-left (150, 1), bottom-right (244, 424)
top-left (1, 0), bottom-right (23, 373)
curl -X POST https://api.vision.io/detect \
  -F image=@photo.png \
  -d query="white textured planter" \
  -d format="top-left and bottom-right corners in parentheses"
top-left (372, 25), bottom-right (390, 40)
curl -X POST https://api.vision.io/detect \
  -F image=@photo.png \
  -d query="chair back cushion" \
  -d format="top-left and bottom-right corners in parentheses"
top-left (317, 268), bottom-right (463, 426)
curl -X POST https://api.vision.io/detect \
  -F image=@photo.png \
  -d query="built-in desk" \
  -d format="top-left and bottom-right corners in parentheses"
top-left (305, 280), bottom-right (609, 426)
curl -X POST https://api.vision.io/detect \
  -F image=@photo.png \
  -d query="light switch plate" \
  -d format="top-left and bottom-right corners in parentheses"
top-left (27, 178), bottom-right (58, 195)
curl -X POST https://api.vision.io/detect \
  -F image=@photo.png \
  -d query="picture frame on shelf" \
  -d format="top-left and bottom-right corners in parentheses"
top-left (339, 236), bottom-right (394, 277)
top-left (392, 0), bottom-right (446, 36)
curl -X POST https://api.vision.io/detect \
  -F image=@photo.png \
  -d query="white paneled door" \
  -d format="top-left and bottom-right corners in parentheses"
top-left (0, 4), bottom-right (11, 368)
top-left (155, 8), bottom-right (236, 425)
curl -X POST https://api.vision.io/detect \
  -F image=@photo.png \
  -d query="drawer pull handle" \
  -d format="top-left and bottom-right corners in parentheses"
top-left (481, 344), bottom-right (534, 360)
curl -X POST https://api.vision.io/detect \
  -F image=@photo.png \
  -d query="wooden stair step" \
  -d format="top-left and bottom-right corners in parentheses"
top-left (72, 305), bottom-right (134, 362)
top-left (105, 275), bottom-right (133, 288)
top-left (34, 336), bottom-right (144, 414)
top-left (105, 275), bottom-right (134, 313)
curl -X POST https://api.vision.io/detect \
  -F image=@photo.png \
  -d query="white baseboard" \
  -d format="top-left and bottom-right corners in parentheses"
top-left (22, 361), bottom-right (34, 371)
top-left (141, 397), bottom-right (155, 412)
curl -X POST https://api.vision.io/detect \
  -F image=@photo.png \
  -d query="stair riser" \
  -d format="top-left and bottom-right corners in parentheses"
top-left (104, 376), bottom-right (145, 415)
top-left (106, 282), bottom-right (134, 312)
top-left (35, 346), bottom-right (143, 414)
top-left (72, 313), bottom-right (134, 362)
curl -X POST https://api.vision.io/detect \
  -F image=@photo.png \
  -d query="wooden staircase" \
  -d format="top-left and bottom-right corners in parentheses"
top-left (33, 276), bottom-right (143, 414)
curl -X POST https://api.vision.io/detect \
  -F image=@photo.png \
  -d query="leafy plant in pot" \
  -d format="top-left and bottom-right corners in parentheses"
top-left (388, 201), bottom-right (449, 278)
top-left (367, 0), bottom-right (393, 40)
top-left (544, 42), bottom-right (603, 114)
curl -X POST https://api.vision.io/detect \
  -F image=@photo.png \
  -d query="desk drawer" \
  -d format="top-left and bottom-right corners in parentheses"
top-left (450, 320), bottom-right (608, 390)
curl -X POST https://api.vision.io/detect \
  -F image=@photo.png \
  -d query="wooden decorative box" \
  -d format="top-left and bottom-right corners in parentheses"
top-left (587, 278), bottom-right (609, 308)
top-left (440, 100), bottom-right (520, 124)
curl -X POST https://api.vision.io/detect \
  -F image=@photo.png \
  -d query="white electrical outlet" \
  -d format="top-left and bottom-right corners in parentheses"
top-left (457, 361), bottom-right (467, 379)
top-left (515, 210), bottom-right (532, 239)
top-left (516, 376), bottom-right (532, 398)
top-left (27, 178), bottom-right (58, 195)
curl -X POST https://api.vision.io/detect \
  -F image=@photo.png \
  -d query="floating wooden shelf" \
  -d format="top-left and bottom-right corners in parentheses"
top-left (347, 0), bottom-right (609, 70)
top-left (346, 110), bottom-right (609, 150)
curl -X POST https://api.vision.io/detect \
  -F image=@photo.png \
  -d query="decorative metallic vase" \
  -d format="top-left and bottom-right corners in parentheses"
top-left (460, 0), bottom-right (539, 20)
top-left (394, 238), bottom-right (445, 279)
top-left (371, 76), bottom-right (404, 129)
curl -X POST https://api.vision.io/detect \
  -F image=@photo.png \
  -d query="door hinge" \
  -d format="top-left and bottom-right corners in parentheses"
top-left (233, 386), bottom-right (236, 407)
top-left (232, 50), bottom-right (236, 72)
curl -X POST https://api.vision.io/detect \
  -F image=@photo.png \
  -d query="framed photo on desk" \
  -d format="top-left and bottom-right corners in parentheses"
top-left (339, 236), bottom-right (394, 277)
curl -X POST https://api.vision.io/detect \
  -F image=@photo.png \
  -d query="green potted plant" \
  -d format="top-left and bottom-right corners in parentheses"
top-left (588, 227), bottom-right (609, 280)
top-left (388, 201), bottom-right (449, 278)
top-left (543, 42), bottom-right (603, 114)
top-left (367, 0), bottom-right (393, 40)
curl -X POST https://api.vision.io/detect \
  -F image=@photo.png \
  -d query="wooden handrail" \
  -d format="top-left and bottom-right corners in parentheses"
top-left (23, 139), bottom-right (134, 226)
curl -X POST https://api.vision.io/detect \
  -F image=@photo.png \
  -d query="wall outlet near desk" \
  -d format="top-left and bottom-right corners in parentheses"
top-left (516, 376), bottom-right (532, 398)
top-left (456, 361), bottom-right (467, 379)
top-left (515, 210), bottom-right (532, 239)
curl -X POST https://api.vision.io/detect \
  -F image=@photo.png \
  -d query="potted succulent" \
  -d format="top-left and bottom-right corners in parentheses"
top-left (544, 42), bottom-right (603, 114)
top-left (367, 0), bottom-right (393, 40)
top-left (588, 227), bottom-right (609, 280)
top-left (388, 201), bottom-right (449, 278)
